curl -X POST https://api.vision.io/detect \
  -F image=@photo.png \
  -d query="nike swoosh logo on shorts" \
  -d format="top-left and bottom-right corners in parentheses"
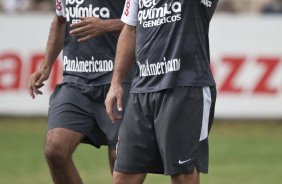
top-left (178, 159), bottom-right (192, 164)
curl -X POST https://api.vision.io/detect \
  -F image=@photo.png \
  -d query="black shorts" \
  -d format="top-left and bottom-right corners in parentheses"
top-left (114, 86), bottom-right (216, 175)
top-left (48, 82), bottom-right (130, 149)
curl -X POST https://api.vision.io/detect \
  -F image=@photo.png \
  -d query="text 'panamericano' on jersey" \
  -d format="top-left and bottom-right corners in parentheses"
top-left (137, 57), bottom-right (181, 77)
top-left (138, 0), bottom-right (182, 28)
top-left (63, 56), bottom-right (113, 72)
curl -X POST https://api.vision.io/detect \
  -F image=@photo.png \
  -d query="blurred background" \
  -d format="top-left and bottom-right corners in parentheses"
top-left (0, 0), bottom-right (282, 183)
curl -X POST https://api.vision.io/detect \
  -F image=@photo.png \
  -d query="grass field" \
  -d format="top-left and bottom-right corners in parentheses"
top-left (0, 117), bottom-right (282, 184)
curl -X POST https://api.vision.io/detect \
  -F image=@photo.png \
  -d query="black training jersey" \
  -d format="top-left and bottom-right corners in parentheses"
top-left (56, 0), bottom-right (125, 85)
top-left (121, 0), bottom-right (217, 93)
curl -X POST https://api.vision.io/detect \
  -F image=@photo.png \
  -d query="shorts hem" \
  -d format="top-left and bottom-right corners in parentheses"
top-left (164, 165), bottom-right (208, 175)
top-left (114, 165), bottom-right (208, 176)
top-left (114, 166), bottom-right (163, 174)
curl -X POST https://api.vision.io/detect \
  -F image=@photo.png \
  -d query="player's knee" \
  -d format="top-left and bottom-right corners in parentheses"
top-left (113, 172), bottom-right (126, 184)
top-left (44, 138), bottom-right (70, 163)
top-left (113, 172), bottom-right (146, 184)
top-left (44, 128), bottom-right (81, 161)
top-left (171, 168), bottom-right (199, 184)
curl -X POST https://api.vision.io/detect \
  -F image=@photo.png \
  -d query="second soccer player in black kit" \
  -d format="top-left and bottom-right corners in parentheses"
top-left (106, 0), bottom-right (218, 183)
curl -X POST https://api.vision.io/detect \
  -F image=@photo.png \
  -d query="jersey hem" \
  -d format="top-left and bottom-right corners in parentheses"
top-left (62, 75), bottom-right (132, 87)
top-left (130, 83), bottom-right (216, 94)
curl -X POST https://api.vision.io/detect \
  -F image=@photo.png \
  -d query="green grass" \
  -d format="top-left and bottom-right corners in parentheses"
top-left (0, 117), bottom-right (282, 184)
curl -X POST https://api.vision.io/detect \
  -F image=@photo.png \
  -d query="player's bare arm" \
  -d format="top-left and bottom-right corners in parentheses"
top-left (69, 17), bottom-right (124, 42)
top-left (105, 24), bottom-right (136, 122)
top-left (28, 15), bottom-right (65, 99)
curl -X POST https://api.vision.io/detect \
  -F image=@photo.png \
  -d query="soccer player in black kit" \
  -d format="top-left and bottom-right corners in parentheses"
top-left (105, 0), bottom-right (218, 183)
top-left (28, 0), bottom-right (131, 183)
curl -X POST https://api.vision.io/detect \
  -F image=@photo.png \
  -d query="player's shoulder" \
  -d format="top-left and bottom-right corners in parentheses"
top-left (56, 0), bottom-right (65, 10)
top-left (56, 0), bottom-right (66, 17)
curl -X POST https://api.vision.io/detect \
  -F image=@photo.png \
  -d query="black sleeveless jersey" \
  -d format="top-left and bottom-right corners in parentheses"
top-left (121, 0), bottom-right (218, 93)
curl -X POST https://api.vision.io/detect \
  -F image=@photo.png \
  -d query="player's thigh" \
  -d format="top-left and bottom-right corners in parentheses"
top-left (47, 83), bottom-right (101, 148)
top-left (114, 93), bottom-right (164, 174)
top-left (45, 128), bottom-right (84, 154)
top-left (155, 87), bottom-right (215, 175)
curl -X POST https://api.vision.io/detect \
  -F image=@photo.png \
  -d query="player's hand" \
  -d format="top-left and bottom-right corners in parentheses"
top-left (105, 83), bottom-right (124, 123)
top-left (28, 67), bottom-right (51, 99)
top-left (69, 17), bottom-right (107, 42)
